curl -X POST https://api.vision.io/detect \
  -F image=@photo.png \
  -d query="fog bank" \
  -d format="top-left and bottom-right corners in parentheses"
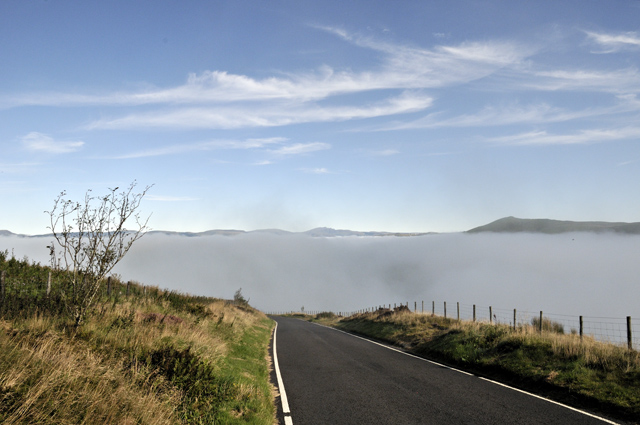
top-left (1, 232), bottom-right (638, 319)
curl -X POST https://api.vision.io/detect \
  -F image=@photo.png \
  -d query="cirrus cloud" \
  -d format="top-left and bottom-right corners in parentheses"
top-left (20, 132), bottom-right (84, 153)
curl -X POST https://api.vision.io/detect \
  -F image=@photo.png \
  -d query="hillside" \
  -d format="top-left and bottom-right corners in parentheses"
top-left (0, 252), bottom-right (275, 424)
top-left (466, 216), bottom-right (640, 234)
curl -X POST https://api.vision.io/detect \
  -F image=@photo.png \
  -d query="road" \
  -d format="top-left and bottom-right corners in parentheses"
top-left (270, 316), bottom-right (621, 425)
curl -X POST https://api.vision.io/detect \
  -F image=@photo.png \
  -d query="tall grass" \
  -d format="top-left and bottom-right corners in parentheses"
top-left (0, 252), bottom-right (275, 424)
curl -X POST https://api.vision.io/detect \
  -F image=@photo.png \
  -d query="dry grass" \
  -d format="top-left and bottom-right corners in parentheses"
top-left (0, 296), bottom-right (275, 424)
top-left (0, 316), bottom-right (179, 425)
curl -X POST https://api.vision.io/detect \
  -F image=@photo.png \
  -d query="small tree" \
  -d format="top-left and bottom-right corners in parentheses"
top-left (46, 182), bottom-right (152, 326)
top-left (234, 288), bottom-right (249, 307)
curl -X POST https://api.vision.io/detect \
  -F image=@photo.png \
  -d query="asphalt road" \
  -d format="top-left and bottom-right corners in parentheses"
top-left (270, 316), bottom-right (621, 425)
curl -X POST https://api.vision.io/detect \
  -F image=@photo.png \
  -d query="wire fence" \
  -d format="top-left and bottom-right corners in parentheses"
top-left (268, 300), bottom-right (639, 350)
top-left (0, 267), bottom-right (158, 319)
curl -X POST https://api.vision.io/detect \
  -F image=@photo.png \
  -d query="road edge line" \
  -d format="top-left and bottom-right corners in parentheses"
top-left (312, 321), bottom-right (619, 425)
top-left (273, 321), bottom-right (293, 425)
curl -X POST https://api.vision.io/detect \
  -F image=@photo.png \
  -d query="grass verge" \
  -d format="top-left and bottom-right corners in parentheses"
top-left (0, 255), bottom-right (275, 424)
top-left (309, 308), bottom-right (639, 424)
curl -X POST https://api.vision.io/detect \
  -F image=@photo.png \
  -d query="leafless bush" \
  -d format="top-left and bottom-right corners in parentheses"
top-left (46, 182), bottom-right (151, 326)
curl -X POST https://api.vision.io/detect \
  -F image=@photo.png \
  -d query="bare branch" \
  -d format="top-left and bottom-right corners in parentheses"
top-left (46, 181), bottom-right (153, 326)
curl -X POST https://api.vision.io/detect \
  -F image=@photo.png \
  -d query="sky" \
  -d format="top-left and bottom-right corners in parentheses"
top-left (3, 0), bottom-right (640, 234)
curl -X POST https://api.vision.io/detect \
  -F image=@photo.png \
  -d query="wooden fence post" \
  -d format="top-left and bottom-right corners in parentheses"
top-left (579, 316), bottom-right (583, 341)
top-left (489, 306), bottom-right (493, 324)
top-left (513, 309), bottom-right (517, 330)
top-left (414, 301), bottom-right (417, 313)
top-left (627, 316), bottom-right (633, 350)
top-left (473, 304), bottom-right (476, 322)
top-left (432, 301), bottom-right (434, 316)
top-left (539, 311), bottom-right (543, 332)
top-left (107, 276), bottom-right (111, 297)
top-left (422, 300), bottom-right (424, 314)
top-left (47, 271), bottom-right (52, 297)
top-left (444, 301), bottom-right (447, 319)
top-left (457, 302), bottom-right (460, 321)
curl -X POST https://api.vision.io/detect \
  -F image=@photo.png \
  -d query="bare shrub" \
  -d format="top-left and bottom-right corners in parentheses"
top-left (46, 182), bottom-right (151, 326)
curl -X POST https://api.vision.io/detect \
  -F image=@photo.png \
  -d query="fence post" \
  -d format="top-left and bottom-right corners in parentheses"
top-left (444, 301), bottom-right (447, 319)
top-left (414, 301), bottom-right (417, 313)
top-left (47, 271), bottom-right (52, 297)
top-left (432, 301), bottom-right (434, 316)
top-left (539, 311), bottom-right (543, 332)
top-left (627, 316), bottom-right (633, 350)
top-left (473, 304), bottom-right (476, 322)
top-left (422, 300), bottom-right (424, 314)
top-left (489, 306), bottom-right (493, 324)
top-left (579, 316), bottom-right (583, 341)
top-left (513, 309), bottom-right (517, 330)
top-left (457, 302), bottom-right (460, 321)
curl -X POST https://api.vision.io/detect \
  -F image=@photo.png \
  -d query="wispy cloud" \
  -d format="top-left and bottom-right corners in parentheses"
top-left (523, 68), bottom-right (640, 92)
top-left (86, 91), bottom-right (433, 130)
top-left (378, 98), bottom-right (639, 130)
top-left (5, 28), bottom-right (533, 132)
top-left (20, 132), bottom-right (84, 153)
top-left (586, 30), bottom-right (640, 53)
top-left (0, 162), bottom-right (40, 174)
top-left (113, 137), bottom-right (286, 159)
top-left (113, 137), bottom-right (329, 164)
top-left (5, 31), bottom-right (529, 111)
top-left (617, 159), bottom-right (638, 167)
top-left (489, 126), bottom-right (640, 146)
top-left (300, 167), bottom-right (332, 174)
top-left (270, 142), bottom-right (331, 156)
top-left (368, 149), bottom-right (399, 156)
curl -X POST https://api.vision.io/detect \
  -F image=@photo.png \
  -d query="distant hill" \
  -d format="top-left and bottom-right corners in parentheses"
top-left (7, 218), bottom-right (640, 238)
top-left (302, 227), bottom-right (431, 237)
top-left (1, 227), bottom-right (432, 238)
top-left (466, 216), bottom-right (640, 234)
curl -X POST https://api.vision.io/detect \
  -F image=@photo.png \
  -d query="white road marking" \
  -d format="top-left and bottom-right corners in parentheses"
top-left (312, 321), bottom-right (620, 425)
top-left (273, 321), bottom-right (293, 424)
top-left (477, 377), bottom-right (620, 425)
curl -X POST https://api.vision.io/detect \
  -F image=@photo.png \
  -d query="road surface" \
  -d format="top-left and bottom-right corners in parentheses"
top-left (270, 316), bottom-right (622, 425)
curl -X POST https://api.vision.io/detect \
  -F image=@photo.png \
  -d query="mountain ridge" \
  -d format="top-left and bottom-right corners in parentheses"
top-left (3, 217), bottom-right (640, 238)
top-left (0, 227), bottom-right (434, 238)
top-left (466, 216), bottom-right (640, 234)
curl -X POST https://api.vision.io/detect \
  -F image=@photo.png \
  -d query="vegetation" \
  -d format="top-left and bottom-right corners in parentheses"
top-left (0, 252), bottom-right (275, 424)
top-left (311, 308), bottom-right (640, 423)
top-left (46, 182), bottom-right (152, 326)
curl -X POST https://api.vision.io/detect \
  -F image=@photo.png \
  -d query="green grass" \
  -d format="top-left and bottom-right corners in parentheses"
top-left (314, 309), bottom-right (640, 423)
top-left (0, 252), bottom-right (276, 424)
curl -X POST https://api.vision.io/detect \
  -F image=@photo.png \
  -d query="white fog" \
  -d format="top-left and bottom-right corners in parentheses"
top-left (2, 232), bottom-right (638, 322)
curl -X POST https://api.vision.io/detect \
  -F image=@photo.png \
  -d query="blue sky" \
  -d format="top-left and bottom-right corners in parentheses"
top-left (3, 0), bottom-right (640, 234)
